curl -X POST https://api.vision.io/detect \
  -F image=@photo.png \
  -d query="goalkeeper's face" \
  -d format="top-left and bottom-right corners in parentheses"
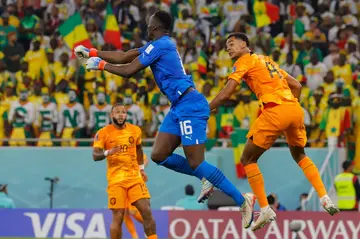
top-left (111, 105), bottom-right (127, 127)
top-left (226, 37), bottom-right (247, 60)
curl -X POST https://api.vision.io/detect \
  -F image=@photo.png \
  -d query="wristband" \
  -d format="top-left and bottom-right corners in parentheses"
top-left (89, 48), bottom-right (98, 57)
top-left (98, 60), bottom-right (107, 70)
top-left (104, 150), bottom-right (109, 156)
top-left (139, 164), bottom-right (145, 170)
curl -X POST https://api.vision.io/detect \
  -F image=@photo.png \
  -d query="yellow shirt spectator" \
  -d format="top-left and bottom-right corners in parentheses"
top-left (0, 15), bottom-right (20, 28)
top-left (331, 64), bottom-right (353, 85)
top-left (24, 48), bottom-right (47, 80)
top-left (53, 62), bottom-right (75, 85)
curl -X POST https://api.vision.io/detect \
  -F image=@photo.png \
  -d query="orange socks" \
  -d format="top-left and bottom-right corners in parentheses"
top-left (148, 235), bottom-right (158, 239)
top-left (124, 214), bottom-right (138, 239)
top-left (244, 163), bottom-right (268, 208)
top-left (298, 157), bottom-right (327, 198)
top-left (133, 210), bottom-right (143, 223)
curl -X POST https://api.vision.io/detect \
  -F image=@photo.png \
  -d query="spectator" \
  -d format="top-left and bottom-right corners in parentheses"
top-left (332, 53), bottom-right (353, 85)
top-left (56, 89), bottom-right (86, 147)
top-left (318, 93), bottom-right (351, 148)
top-left (34, 87), bottom-right (58, 147)
top-left (334, 160), bottom-right (360, 211)
top-left (24, 37), bottom-right (47, 80)
top-left (44, 5), bottom-right (61, 36)
top-left (88, 87), bottom-right (111, 136)
top-left (222, 0), bottom-right (247, 33)
top-left (173, 8), bottom-right (195, 36)
top-left (0, 184), bottom-right (15, 208)
top-left (328, 15), bottom-right (344, 42)
top-left (175, 185), bottom-right (207, 210)
top-left (0, 12), bottom-right (17, 50)
top-left (347, 39), bottom-right (360, 69)
top-left (19, 6), bottom-right (40, 51)
top-left (3, 31), bottom-right (25, 74)
top-left (150, 94), bottom-right (169, 136)
top-left (8, 85), bottom-right (35, 146)
top-left (123, 89), bottom-right (144, 127)
top-left (267, 193), bottom-right (286, 211)
top-left (116, 0), bottom-right (140, 32)
top-left (304, 53), bottom-right (328, 90)
top-left (323, 42), bottom-right (340, 69)
top-left (282, 53), bottom-right (302, 79)
top-left (86, 19), bottom-right (104, 49)
top-left (296, 193), bottom-right (308, 211)
top-left (0, 4), bottom-right (20, 28)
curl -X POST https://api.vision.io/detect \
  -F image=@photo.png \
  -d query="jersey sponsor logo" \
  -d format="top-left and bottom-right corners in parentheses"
top-left (110, 197), bottom-right (116, 205)
top-left (232, 66), bottom-right (236, 73)
top-left (95, 133), bottom-right (99, 141)
top-left (145, 44), bottom-right (154, 54)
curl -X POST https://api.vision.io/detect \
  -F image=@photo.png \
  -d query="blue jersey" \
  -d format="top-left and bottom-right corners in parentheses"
top-left (138, 36), bottom-right (195, 104)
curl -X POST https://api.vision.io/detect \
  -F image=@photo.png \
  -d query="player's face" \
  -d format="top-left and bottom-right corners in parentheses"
top-left (226, 37), bottom-right (247, 60)
top-left (111, 105), bottom-right (127, 127)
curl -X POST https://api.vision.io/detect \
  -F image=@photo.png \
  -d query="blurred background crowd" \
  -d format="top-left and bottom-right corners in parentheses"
top-left (0, 0), bottom-right (359, 159)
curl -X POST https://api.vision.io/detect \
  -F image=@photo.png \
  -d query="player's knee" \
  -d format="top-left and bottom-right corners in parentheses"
top-left (188, 160), bottom-right (201, 170)
top-left (151, 150), bottom-right (166, 164)
top-left (240, 154), bottom-right (257, 166)
top-left (111, 209), bottom-right (125, 226)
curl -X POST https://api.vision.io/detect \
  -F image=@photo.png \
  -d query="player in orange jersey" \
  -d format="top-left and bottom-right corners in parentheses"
top-left (92, 104), bottom-right (157, 239)
top-left (209, 33), bottom-right (339, 231)
top-left (124, 155), bottom-right (149, 239)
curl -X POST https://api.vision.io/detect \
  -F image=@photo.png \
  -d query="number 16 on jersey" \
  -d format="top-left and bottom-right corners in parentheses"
top-left (180, 120), bottom-right (192, 135)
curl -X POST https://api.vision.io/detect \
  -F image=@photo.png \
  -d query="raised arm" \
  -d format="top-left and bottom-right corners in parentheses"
top-left (97, 49), bottom-right (141, 64)
top-left (74, 45), bottom-right (144, 64)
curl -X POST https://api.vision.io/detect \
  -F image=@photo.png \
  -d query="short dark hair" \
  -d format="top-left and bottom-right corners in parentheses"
top-left (185, 184), bottom-right (194, 196)
top-left (111, 103), bottom-right (123, 112)
top-left (227, 32), bottom-right (250, 47)
top-left (153, 10), bottom-right (173, 31)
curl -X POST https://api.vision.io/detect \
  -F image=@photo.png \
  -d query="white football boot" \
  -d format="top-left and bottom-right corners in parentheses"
top-left (251, 206), bottom-right (277, 231)
top-left (240, 193), bottom-right (257, 229)
top-left (197, 178), bottom-right (214, 203)
top-left (321, 195), bottom-right (340, 215)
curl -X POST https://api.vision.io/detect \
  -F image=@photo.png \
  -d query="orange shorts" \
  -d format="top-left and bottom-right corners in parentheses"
top-left (247, 103), bottom-right (307, 150)
top-left (108, 182), bottom-right (150, 209)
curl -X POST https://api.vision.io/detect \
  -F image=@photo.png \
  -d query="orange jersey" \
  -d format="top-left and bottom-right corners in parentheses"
top-left (228, 53), bottom-right (297, 105)
top-left (93, 123), bottom-right (143, 187)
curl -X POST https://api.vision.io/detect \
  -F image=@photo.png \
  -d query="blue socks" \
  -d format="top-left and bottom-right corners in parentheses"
top-left (159, 154), bottom-right (201, 179)
top-left (158, 154), bottom-right (245, 206)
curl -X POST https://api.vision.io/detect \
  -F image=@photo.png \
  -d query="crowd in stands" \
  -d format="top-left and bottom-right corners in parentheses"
top-left (0, 0), bottom-right (359, 154)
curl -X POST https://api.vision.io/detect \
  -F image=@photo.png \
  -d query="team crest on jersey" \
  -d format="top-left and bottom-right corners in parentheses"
top-left (129, 136), bottom-right (135, 144)
top-left (232, 66), bottom-right (236, 73)
top-left (110, 197), bottom-right (116, 205)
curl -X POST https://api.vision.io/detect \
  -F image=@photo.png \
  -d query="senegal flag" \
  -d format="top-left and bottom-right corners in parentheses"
top-left (251, 0), bottom-right (280, 28)
top-left (197, 50), bottom-right (208, 75)
top-left (103, 3), bottom-right (122, 49)
top-left (59, 12), bottom-right (93, 57)
top-left (231, 128), bottom-right (248, 178)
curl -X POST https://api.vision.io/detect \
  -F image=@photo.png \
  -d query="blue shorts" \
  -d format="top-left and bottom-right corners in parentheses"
top-left (159, 90), bottom-right (210, 146)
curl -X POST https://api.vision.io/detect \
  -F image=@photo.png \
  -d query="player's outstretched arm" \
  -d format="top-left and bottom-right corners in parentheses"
top-left (74, 45), bottom-right (141, 64)
top-left (209, 79), bottom-right (239, 110)
top-left (285, 74), bottom-right (302, 100)
top-left (86, 57), bottom-right (146, 78)
top-left (97, 49), bottom-right (141, 64)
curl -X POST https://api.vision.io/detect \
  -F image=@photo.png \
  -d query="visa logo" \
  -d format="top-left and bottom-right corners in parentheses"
top-left (24, 212), bottom-right (107, 238)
